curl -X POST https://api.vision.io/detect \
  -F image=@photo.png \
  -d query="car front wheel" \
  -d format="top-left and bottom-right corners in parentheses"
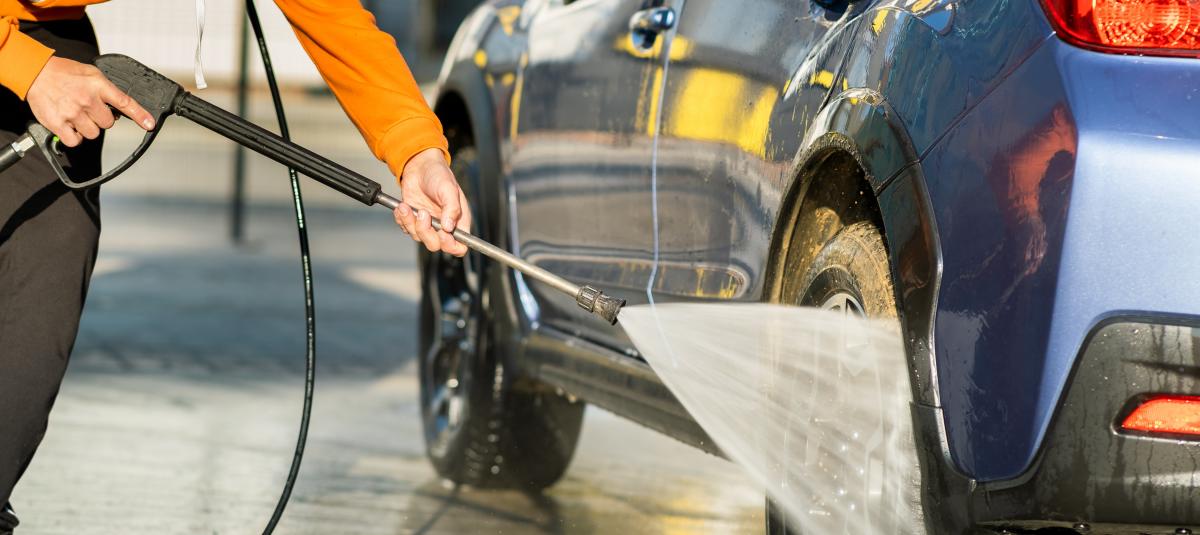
top-left (766, 220), bottom-right (922, 534)
top-left (418, 144), bottom-right (585, 491)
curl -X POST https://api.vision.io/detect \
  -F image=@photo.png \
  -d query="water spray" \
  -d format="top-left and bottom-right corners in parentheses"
top-left (621, 303), bottom-right (922, 534)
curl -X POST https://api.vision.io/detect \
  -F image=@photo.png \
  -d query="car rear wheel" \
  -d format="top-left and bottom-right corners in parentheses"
top-left (418, 144), bottom-right (584, 491)
top-left (766, 220), bottom-right (917, 534)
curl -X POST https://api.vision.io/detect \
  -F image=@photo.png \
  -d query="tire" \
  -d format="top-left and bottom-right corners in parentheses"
top-left (791, 221), bottom-right (897, 317)
top-left (418, 144), bottom-right (584, 491)
top-left (766, 221), bottom-right (920, 534)
top-left (764, 499), bottom-right (795, 535)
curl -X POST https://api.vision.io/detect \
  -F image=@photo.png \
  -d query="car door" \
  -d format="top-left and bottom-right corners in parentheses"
top-left (509, 0), bottom-right (679, 343)
top-left (646, 0), bottom-right (847, 302)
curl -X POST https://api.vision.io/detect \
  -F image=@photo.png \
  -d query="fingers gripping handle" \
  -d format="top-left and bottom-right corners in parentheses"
top-left (96, 54), bottom-right (183, 125)
top-left (0, 54), bottom-right (177, 182)
top-left (48, 54), bottom-right (187, 189)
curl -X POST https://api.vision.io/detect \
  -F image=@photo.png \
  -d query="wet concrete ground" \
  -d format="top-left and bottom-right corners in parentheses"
top-left (10, 93), bottom-right (763, 534)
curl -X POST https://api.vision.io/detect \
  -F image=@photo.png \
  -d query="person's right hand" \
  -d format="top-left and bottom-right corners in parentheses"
top-left (26, 56), bottom-right (156, 148)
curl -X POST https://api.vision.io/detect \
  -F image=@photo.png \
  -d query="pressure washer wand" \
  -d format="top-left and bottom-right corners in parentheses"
top-left (373, 192), bottom-right (624, 323)
top-left (0, 54), bottom-right (624, 324)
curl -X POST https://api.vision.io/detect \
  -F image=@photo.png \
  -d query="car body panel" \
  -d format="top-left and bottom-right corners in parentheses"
top-left (647, 0), bottom-right (845, 302)
top-left (508, 0), bottom-right (668, 348)
top-left (921, 36), bottom-right (1076, 482)
top-left (841, 1), bottom-right (1053, 159)
top-left (923, 26), bottom-right (1200, 481)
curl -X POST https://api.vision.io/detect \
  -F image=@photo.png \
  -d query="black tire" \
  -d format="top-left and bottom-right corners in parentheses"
top-left (764, 499), bottom-right (795, 535)
top-left (418, 144), bottom-right (585, 491)
top-left (792, 221), bottom-right (897, 318)
top-left (766, 221), bottom-right (912, 534)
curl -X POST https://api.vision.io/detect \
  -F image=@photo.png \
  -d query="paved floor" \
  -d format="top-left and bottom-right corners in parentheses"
top-left (10, 92), bottom-right (763, 534)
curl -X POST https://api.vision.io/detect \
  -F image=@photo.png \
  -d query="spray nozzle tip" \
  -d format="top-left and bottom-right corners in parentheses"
top-left (595, 294), bottom-right (626, 325)
top-left (576, 285), bottom-right (626, 325)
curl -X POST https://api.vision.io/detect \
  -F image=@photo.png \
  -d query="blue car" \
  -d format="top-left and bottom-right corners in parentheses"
top-left (417, 0), bottom-right (1200, 532)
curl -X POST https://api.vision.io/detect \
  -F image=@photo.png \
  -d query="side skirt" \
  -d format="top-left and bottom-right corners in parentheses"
top-left (518, 326), bottom-right (720, 457)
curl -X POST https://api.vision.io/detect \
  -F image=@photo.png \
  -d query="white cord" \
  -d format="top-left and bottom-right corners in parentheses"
top-left (194, 0), bottom-right (208, 89)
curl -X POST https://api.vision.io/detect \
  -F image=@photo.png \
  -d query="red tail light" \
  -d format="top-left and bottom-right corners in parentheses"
top-left (1040, 0), bottom-right (1200, 56)
top-left (1120, 395), bottom-right (1200, 437)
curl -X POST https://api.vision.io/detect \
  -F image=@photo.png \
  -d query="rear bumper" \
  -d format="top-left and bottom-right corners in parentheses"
top-left (974, 319), bottom-right (1200, 528)
top-left (921, 31), bottom-right (1200, 483)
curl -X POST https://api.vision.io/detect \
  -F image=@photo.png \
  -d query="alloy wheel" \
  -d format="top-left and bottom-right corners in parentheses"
top-left (421, 251), bottom-right (482, 459)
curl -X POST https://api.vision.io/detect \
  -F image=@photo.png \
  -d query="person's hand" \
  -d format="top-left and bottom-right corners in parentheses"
top-left (393, 147), bottom-right (472, 257)
top-left (26, 56), bottom-right (156, 148)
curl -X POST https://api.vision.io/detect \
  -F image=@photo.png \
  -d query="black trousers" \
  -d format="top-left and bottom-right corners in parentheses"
top-left (0, 17), bottom-right (103, 515)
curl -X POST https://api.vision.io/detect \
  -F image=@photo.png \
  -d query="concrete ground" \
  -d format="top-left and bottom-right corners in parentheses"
top-left (10, 91), bottom-right (763, 534)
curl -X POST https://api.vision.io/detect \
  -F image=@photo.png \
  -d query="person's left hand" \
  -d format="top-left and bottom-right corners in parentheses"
top-left (394, 147), bottom-right (471, 257)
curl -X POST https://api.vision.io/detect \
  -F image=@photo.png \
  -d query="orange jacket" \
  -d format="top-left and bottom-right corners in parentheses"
top-left (0, 0), bottom-right (448, 176)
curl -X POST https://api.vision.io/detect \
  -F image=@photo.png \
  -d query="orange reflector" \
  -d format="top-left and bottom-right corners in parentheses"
top-left (1121, 395), bottom-right (1200, 436)
top-left (1041, 0), bottom-right (1200, 56)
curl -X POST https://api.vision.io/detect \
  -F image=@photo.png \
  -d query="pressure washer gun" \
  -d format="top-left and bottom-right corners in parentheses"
top-left (0, 54), bottom-right (624, 324)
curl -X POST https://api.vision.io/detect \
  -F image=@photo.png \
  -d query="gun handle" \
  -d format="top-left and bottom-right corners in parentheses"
top-left (95, 54), bottom-right (183, 126)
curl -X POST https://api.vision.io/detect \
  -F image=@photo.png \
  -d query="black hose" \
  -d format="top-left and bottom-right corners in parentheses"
top-left (0, 142), bottom-right (21, 172)
top-left (243, 1), bottom-right (317, 533)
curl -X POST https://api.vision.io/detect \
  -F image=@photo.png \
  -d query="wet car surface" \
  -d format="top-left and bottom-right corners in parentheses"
top-left (429, 1), bottom-right (1200, 530)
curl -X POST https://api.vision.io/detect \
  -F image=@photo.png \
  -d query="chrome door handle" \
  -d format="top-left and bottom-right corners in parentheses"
top-left (629, 7), bottom-right (676, 49)
top-left (630, 6), bottom-right (676, 33)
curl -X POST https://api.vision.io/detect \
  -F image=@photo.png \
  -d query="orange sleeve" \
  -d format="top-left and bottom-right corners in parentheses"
top-left (0, 16), bottom-right (54, 100)
top-left (271, 0), bottom-right (450, 179)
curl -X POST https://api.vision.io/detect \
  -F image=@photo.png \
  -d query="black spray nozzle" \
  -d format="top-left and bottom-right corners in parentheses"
top-left (576, 285), bottom-right (626, 325)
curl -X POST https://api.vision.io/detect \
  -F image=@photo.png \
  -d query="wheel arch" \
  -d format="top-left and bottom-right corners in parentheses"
top-left (765, 88), bottom-right (942, 406)
top-left (434, 81), bottom-right (503, 240)
top-left (763, 88), bottom-right (969, 529)
top-left (764, 135), bottom-right (883, 306)
top-left (432, 56), bottom-right (534, 361)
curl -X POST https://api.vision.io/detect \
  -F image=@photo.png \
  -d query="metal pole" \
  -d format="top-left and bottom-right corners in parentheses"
top-left (230, 4), bottom-right (251, 243)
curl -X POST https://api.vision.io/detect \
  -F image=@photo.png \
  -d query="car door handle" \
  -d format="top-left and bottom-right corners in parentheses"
top-left (629, 7), bottom-right (676, 49)
top-left (630, 6), bottom-right (676, 33)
